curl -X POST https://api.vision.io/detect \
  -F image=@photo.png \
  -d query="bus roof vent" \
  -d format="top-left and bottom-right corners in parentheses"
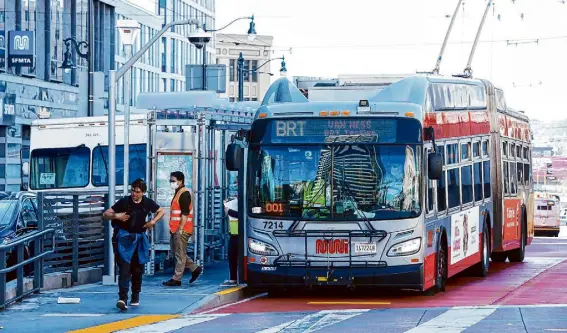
top-left (261, 78), bottom-right (308, 106)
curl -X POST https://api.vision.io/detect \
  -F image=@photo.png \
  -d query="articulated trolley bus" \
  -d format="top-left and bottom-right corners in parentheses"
top-left (533, 192), bottom-right (560, 237)
top-left (227, 75), bottom-right (533, 293)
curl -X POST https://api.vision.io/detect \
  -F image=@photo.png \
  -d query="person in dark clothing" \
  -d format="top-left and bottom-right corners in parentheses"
top-left (103, 179), bottom-right (164, 310)
top-left (162, 171), bottom-right (203, 286)
top-left (221, 197), bottom-right (239, 286)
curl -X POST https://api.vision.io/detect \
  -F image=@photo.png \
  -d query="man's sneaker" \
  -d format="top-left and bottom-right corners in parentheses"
top-left (162, 279), bottom-right (181, 287)
top-left (130, 293), bottom-right (140, 306)
top-left (189, 266), bottom-right (203, 284)
top-left (220, 280), bottom-right (237, 287)
top-left (116, 299), bottom-right (128, 311)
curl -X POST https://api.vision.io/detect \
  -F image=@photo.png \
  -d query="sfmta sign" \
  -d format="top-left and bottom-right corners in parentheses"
top-left (8, 31), bottom-right (35, 67)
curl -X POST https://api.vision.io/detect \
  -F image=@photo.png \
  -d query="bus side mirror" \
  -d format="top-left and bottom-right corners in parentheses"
top-left (226, 144), bottom-right (242, 171)
top-left (428, 153), bottom-right (442, 180)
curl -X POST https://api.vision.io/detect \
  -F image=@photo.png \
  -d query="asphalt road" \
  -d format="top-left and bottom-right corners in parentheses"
top-left (115, 226), bottom-right (567, 333)
top-left (5, 227), bottom-right (566, 333)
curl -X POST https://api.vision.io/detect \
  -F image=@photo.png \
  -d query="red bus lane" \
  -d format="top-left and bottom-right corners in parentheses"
top-left (207, 256), bottom-right (566, 314)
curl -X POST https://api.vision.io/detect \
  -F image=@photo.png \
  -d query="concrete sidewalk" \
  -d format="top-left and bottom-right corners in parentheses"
top-left (0, 261), bottom-right (249, 333)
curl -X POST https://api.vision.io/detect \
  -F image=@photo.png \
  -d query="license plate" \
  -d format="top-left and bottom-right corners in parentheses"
top-left (354, 242), bottom-right (377, 254)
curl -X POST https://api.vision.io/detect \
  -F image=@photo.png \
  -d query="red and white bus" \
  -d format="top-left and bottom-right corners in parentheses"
top-left (533, 192), bottom-right (560, 237)
top-left (226, 75), bottom-right (534, 293)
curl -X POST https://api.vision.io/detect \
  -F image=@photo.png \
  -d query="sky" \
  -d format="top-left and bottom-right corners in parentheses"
top-left (216, 0), bottom-right (567, 121)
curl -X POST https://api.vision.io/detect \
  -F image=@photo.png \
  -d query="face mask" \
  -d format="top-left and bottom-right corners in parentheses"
top-left (170, 182), bottom-right (178, 190)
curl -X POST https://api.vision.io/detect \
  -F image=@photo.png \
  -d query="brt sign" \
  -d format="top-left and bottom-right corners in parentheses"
top-left (8, 31), bottom-right (35, 67)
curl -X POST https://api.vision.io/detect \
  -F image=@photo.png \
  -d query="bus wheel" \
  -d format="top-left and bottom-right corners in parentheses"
top-left (430, 237), bottom-right (448, 294)
top-left (508, 218), bottom-right (526, 263)
top-left (472, 222), bottom-right (490, 277)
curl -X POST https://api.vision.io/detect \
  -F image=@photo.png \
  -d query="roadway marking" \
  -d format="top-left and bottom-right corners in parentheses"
top-left (545, 330), bottom-right (567, 332)
top-left (403, 307), bottom-right (498, 333)
top-left (114, 314), bottom-right (229, 333)
top-left (531, 242), bottom-right (567, 245)
top-left (198, 292), bottom-right (268, 314)
top-left (307, 301), bottom-right (391, 305)
top-left (67, 315), bottom-right (180, 333)
top-left (43, 314), bottom-right (104, 317)
top-left (214, 285), bottom-right (245, 296)
top-left (255, 309), bottom-right (369, 333)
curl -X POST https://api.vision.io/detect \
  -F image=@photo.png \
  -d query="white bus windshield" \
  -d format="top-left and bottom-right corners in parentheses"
top-left (248, 144), bottom-right (422, 220)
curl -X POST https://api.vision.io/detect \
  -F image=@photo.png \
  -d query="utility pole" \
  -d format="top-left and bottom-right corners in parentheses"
top-left (87, 0), bottom-right (95, 116)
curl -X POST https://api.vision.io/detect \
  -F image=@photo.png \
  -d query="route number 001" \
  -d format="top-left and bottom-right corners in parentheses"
top-left (265, 203), bottom-right (284, 213)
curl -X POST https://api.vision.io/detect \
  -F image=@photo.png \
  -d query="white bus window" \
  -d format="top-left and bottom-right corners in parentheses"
top-left (437, 170), bottom-right (447, 212)
top-left (473, 162), bottom-right (482, 201)
top-left (482, 140), bottom-right (489, 156)
top-left (473, 142), bottom-right (481, 158)
top-left (447, 168), bottom-right (460, 209)
top-left (447, 144), bottom-right (458, 164)
top-left (510, 162), bottom-right (518, 194)
top-left (461, 143), bottom-right (471, 161)
top-left (503, 161), bottom-right (510, 194)
top-left (461, 165), bottom-right (473, 205)
top-left (92, 144), bottom-right (147, 186)
top-left (517, 162), bottom-right (524, 186)
top-left (483, 160), bottom-right (491, 198)
top-left (30, 146), bottom-right (91, 189)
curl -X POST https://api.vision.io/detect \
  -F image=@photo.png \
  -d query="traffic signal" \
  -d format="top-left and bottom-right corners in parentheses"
top-left (546, 163), bottom-right (553, 175)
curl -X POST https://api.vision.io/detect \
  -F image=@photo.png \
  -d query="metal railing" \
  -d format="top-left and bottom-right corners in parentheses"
top-left (37, 192), bottom-right (106, 284)
top-left (0, 229), bottom-right (55, 309)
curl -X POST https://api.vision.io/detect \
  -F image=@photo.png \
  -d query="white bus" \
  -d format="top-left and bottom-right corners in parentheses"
top-left (28, 114), bottom-right (147, 194)
top-left (534, 192), bottom-right (561, 237)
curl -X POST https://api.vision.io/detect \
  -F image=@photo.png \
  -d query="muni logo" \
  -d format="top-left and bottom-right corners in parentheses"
top-left (315, 239), bottom-right (349, 254)
top-left (13, 35), bottom-right (30, 50)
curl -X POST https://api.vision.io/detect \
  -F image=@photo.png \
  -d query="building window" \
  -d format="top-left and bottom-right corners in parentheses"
top-left (50, 0), bottom-right (64, 81)
top-left (251, 60), bottom-right (258, 82)
top-left (243, 60), bottom-right (250, 81)
top-left (161, 37), bottom-right (166, 72)
top-left (170, 39), bottom-right (176, 73)
top-left (0, 0), bottom-right (5, 72)
top-left (229, 59), bottom-right (235, 82)
top-left (21, 0), bottom-right (36, 76)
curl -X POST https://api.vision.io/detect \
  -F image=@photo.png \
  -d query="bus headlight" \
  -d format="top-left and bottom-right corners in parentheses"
top-left (387, 238), bottom-right (421, 257)
top-left (248, 238), bottom-right (279, 256)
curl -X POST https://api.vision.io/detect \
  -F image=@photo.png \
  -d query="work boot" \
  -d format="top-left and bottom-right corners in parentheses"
top-left (162, 279), bottom-right (181, 287)
top-left (189, 266), bottom-right (203, 284)
top-left (116, 299), bottom-right (128, 311)
top-left (130, 293), bottom-right (140, 306)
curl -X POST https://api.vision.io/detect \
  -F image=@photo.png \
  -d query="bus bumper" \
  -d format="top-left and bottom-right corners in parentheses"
top-left (247, 263), bottom-right (423, 289)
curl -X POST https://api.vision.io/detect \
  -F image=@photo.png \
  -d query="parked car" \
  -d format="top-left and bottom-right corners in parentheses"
top-left (0, 192), bottom-right (65, 281)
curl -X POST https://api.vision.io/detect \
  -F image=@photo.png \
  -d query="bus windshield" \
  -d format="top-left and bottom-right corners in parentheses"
top-left (248, 144), bottom-right (422, 220)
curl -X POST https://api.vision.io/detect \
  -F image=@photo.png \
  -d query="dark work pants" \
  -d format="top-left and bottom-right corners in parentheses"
top-left (117, 250), bottom-right (143, 301)
top-left (228, 235), bottom-right (238, 281)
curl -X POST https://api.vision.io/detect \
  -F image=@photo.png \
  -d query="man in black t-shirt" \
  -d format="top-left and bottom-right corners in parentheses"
top-left (103, 179), bottom-right (164, 311)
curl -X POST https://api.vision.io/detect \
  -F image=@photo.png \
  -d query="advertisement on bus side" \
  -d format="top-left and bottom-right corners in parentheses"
top-left (450, 206), bottom-right (480, 265)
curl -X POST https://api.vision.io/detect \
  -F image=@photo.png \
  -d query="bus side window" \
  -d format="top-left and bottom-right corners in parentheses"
top-left (473, 161), bottom-right (482, 202)
top-left (483, 160), bottom-right (491, 199)
top-left (438, 170), bottom-right (447, 212)
top-left (503, 161), bottom-right (510, 195)
top-left (447, 168), bottom-right (460, 209)
top-left (425, 148), bottom-right (434, 214)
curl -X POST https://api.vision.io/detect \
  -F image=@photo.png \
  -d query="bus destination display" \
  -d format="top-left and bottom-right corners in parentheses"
top-left (266, 118), bottom-right (400, 144)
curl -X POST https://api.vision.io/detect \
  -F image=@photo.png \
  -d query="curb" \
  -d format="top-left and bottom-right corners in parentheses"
top-left (190, 285), bottom-right (250, 313)
top-left (4, 268), bottom-right (102, 304)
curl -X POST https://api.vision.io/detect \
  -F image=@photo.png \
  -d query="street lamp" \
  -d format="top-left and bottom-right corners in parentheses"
top-left (104, 18), bottom-right (201, 285)
top-left (60, 38), bottom-right (88, 73)
top-left (188, 15), bottom-right (256, 91)
top-left (116, 20), bottom-right (140, 198)
top-left (237, 53), bottom-right (287, 101)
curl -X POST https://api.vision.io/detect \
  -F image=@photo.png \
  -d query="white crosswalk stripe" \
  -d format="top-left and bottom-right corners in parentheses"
top-left (403, 306), bottom-right (498, 333)
top-left (115, 314), bottom-right (230, 333)
top-left (255, 309), bottom-right (370, 333)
